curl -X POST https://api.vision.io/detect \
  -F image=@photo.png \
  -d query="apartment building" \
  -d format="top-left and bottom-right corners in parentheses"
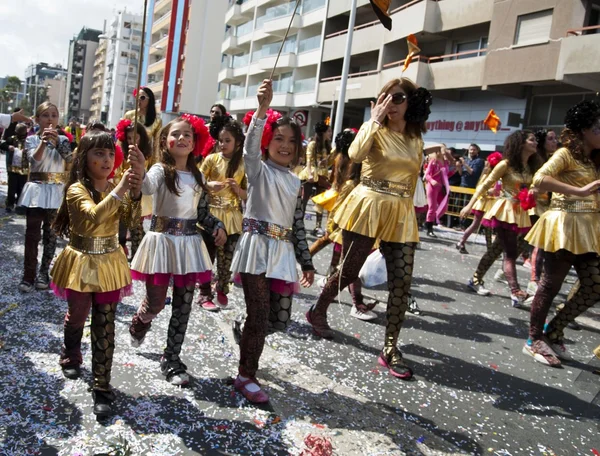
top-left (98, 11), bottom-right (144, 127)
top-left (90, 39), bottom-right (108, 122)
top-left (65, 27), bottom-right (102, 123)
top-left (141, 0), bottom-right (227, 119)
top-left (317, 0), bottom-right (600, 150)
top-left (216, 0), bottom-right (330, 134)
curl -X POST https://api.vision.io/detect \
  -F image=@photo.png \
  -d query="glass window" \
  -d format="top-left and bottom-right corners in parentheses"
top-left (529, 96), bottom-right (551, 126)
top-left (514, 9), bottom-right (553, 46)
top-left (548, 94), bottom-right (585, 125)
top-left (455, 40), bottom-right (480, 59)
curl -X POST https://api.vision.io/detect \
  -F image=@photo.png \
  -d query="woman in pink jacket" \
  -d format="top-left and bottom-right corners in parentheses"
top-left (424, 145), bottom-right (454, 237)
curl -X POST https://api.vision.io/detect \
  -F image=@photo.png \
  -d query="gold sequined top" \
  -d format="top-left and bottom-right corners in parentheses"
top-left (200, 152), bottom-right (247, 235)
top-left (333, 120), bottom-right (423, 243)
top-left (471, 159), bottom-right (533, 229)
top-left (298, 141), bottom-right (330, 181)
top-left (124, 110), bottom-right (163, 167)
top-left (50, 182), bottom-right (140, 293)
top-left (526, 148), bottom-right (600, 254)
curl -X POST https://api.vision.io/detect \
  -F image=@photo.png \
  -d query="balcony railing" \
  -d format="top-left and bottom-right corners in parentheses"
top-left (321, 69), bottom-right (379, 82)
top-left (298, 35), bottom-right (320, 53)
top-left (566, 25), bottom-right (600, 36)
top-left (293, 77), bottom-right (316, 93)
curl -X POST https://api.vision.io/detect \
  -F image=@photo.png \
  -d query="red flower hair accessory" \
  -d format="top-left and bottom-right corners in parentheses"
top-left (202, 136), bottom-right (217, 158)
top-left (63, 130), bottom-right (74, 143)
top-left (181, 113), bottom-right (209, 157)
top-left (108, 143), bottom-right (124, 180)
top-left (133, 86), bottom-right (148, 98)
top-left (243, 109), bottom-right (283, 150)
top-left (116, 118), bottom-right (132, 142)
top-left (517, 187), bottom-right (536, 211)
top-left (486, 152), bottom-right (503, 168)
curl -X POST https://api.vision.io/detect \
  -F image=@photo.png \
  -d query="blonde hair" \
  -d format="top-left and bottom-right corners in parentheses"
top-left (35, 101), bottom-right (58, 119)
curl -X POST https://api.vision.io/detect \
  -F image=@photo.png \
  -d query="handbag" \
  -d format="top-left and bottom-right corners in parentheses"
top-left (413, 177), bottom-right (427, 208)
top-left (358, 250), bottom-right (387, 288)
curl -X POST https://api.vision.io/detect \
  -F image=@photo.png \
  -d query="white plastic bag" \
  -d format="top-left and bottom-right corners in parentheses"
top-left (413, 177), bottom-right (427, 208)
top-left (358, 250), bottom-right (387, 288)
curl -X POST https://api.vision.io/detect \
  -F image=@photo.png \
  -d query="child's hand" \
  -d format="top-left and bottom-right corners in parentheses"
top-left (226, 178), bottom-right (240, 195)
top-left (207, 181), bottom-right (227, 192)
top-left (127, 168), bottom-right (143, 196)
top-left (300, 270), bottom-right (314, 288)
top-left (256, 80), bottom-right (273, 118)
top-left (213, 228), bottom-right (227, 246)
top-left (128, 144), bottom-right (146, 177)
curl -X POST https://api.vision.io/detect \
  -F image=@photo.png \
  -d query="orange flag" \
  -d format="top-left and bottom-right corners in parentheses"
top-left (484, 109), bottom-right (501, 133)
top-left (402, 34), bottom-right (421, 72)
top-left (370, 0), bottom-right (392, 30)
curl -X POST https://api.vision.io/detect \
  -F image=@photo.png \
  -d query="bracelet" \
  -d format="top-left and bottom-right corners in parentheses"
top-left (373, 120), bottom-right (383, 128)
top-left (110, 191), bottom-right (122, 201)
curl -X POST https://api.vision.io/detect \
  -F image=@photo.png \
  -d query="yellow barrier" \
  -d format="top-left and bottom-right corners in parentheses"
top-left (446, 186), bottom-right (476, 220)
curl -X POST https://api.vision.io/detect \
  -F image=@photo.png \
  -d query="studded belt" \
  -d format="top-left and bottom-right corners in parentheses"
top-left (242, 218), bottom-right (292, 242)
top-left (209, 195), bottom-right (240, 210)
top-left (8, 166), bottom-right (29, 175)
top-left (69, 233), bottom-right (120, 254)
top-left (360, 177), bottom-right (412, 198)
top-left (149, 215), bottom-right (198, 236)
top-left (550, 199), bottom-right (600, 213)
top-left (28, 172), bottom-right (67, 184)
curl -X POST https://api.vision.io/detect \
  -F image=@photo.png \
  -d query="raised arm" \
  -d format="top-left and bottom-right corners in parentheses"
top-left (141, 163), bottom-right (164, 195)
top-left (67, 184), bottom-right (122, 225)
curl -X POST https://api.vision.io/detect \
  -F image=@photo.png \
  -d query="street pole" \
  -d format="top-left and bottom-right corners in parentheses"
top-left (333, 0), bottom-right (358, 138)
top-left (33, 74), bottom-right (39, 110)
top-left (329, 88), bottom-right (336, 127)
top-left (57, 76), bottom-right (64, 123)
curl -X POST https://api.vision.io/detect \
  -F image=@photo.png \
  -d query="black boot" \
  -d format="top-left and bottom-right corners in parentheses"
top-left (92, 389), bottom-right (115, 418)
top-left (426, 222), bottom-right (437, 238)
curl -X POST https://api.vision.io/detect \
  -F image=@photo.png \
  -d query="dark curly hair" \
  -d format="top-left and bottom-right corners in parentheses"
top-left (209, 113), bottom-right (233, 140)
top-left (503, 129), bottom-right (542, 175)
top-left (312, 120), bottom-right (331, 157)
top-left (378, 78), bottom-right (430, 139)
top-left (331, 129), bottom-right (357, 191)
top-left (561, 100), bottom-right (600, 164)
top-left (219, 118), bottom-right (245, 179)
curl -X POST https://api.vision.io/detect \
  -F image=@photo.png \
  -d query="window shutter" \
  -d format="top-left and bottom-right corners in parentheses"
top-left (514, 10), bottom-right (553, 46)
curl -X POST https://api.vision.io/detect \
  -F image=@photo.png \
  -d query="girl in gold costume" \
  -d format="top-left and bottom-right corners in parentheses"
top-left (51, 131), bottom-right (144, 417)
top-left (524, 101), bottom-right (600, 367)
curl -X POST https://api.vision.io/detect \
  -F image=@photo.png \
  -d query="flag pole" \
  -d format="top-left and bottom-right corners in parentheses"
top-left (269, 0), bottom-right (302, 80)
top-left (132, 0), bottom-right (149, 147)
top-left (333, 0), bottom-right (358, 138)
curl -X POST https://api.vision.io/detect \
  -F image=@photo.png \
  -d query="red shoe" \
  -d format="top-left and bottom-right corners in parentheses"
top-left (201, 300), bottom-right (219, 312)
top-left (216, 290), bottom-right (228, 308)
top-left (234, 376), bottom-right (269, 403)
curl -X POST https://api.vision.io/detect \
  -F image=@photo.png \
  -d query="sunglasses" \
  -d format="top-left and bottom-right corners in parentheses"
top-left (391, 93), bottom-right (407, 105)
top-left (139, 95), bottom-right (148, 101)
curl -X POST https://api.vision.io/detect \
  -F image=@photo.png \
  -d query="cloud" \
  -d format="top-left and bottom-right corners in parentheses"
top-left (0, 0), bottom-right (142, 78)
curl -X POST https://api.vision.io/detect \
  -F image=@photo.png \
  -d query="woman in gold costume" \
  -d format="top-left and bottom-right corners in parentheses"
top-left (306, 78), bottom-right (432, 380)
top-left (461, 130), bottom-right (541, 307)
top-left (523, 100), bottom-right (600, 367)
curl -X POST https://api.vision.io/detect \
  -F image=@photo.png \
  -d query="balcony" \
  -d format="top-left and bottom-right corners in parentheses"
top-left (296, 48), bottom-right (320, 67)
top-left (150, 35), bottom-right (168, 55)
top-left (152, 11), bottom-right (171, 35)
top-left (147, 58), bottom-right (167, 74)
top-left (264, 12), bottom-right (302, 37)
top-left (427, 51), bottom-right (486, 90)
top-left (221, 34), bottom-right (243, 54)
top-left (260, 52), bottom-right (297, 71)
top-left (225, 2), bottom-right (253, 26)
top-left (317, 70), bottom-right (380, 103)
top-left (154, 0), bottom-right (173, 17)
top-left (271, 92), bottom-right (294, 108)
top-left (556, 26), bottom-right (600, 91)
top-left (218, 67), bottom-right (236, 83)
top-left (147, 81), bottom-right (163, 94)
top-left (431, 0), bottom-right (493, 32)
top-left (323, 21), bottom-right (382, 62)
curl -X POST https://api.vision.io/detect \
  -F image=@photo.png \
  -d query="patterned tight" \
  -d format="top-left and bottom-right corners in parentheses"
top-left (130, 282), bottom-right (194, 367)
top-left (238, 273), bottom-right (272, 378)
top-left (199, 232), bottom-right (240, 301)
top-left (129, 222), bottom-right (145, 260)
top-left (313, 230), bottom-right (415, 358)
top-left (530, 247), bottom-right (544, 282)
top-left (529, 251), bottom-right (600, 341)
top-left (59, 292), bottom-right (117, 392)
top-left (460, 213), bottom-right (493, 249)
top-left (23, 208), bottom-right (57, 283)
top-left (473, 227), bottom-right (524, 293)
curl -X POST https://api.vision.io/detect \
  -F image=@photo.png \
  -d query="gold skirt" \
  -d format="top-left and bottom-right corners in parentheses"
top-left (525, 210), bottom-right (600, 254)
top-left (483, 198), bottom-right (531, 229)
top-left (472, 196), bottom-right (495, 214)
top-left (333, 184), bottom-right (418, 244)
top-left (209, 206), bottom-right (243, 236)
top-left (51, 246), bottom-right (131, 293)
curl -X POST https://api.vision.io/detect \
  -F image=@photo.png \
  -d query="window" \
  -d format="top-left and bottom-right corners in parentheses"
top-left (454, 37), bottom-right (488, 59)
top-left (514, 9), bottom-right (553, 46)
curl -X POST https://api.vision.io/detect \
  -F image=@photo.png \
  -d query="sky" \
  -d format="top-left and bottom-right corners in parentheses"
top-left (0, 0), bottom-right (144, 78)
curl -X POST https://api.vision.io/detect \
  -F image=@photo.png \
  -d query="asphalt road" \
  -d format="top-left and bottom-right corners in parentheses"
top-left (0, 159), bottom-right (598, 456)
